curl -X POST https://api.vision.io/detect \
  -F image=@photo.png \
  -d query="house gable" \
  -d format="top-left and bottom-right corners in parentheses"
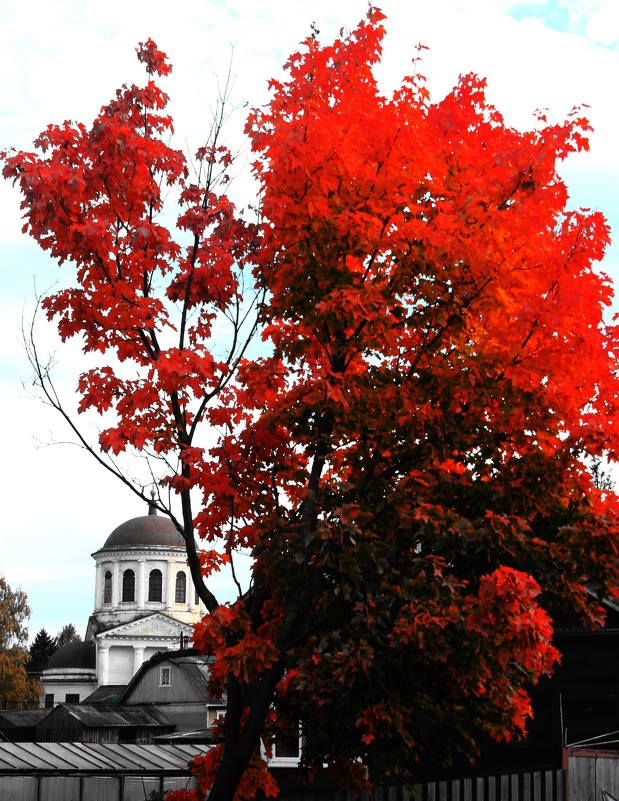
top-left (121, 657), bottom-right (204, 704)
top-left (120, 651), bottom-right (222, 707)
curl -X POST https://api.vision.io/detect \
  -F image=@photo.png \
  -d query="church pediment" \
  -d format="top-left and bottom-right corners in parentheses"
top-left (98, 612), bottom-right (193, 641)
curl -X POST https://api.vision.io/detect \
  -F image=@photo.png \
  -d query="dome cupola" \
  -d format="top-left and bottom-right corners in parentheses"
top-left (46, 640), bottom-right (96, 671)
top-left (89, 496), bottom-right (200, 634)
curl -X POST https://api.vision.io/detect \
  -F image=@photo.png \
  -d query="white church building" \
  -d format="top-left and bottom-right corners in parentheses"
top-left (40, 500), bottom-right (204, 706)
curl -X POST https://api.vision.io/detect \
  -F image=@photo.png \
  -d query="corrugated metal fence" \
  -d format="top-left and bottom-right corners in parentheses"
top-left (281, 769), bottom-right (565, 801)
top-left (1, 774), bottom-right (192, 801)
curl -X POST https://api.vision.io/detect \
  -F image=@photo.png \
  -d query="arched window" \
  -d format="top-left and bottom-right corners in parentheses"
top-left (103, 571), bottom-right (112, 604)
top-left (175, 571), bottom-right (186, 604)
top-left (148, 569), bottom-right (162, 602)
top-left (122, 569), bottom-right (135, 602)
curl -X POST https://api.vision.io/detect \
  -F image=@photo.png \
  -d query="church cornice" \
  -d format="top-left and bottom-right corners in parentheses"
top-left (92, 545), bottom-right (186, 559)
top-left (98, 633), bottom-right (184, 641)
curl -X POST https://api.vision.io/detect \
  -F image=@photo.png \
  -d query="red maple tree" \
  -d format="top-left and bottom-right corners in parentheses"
top-left (5, 11), bottom-right (619, 800)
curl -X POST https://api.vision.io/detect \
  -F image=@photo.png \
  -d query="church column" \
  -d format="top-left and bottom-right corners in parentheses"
top-left (132, 645), bottom-right (145, 676)
top-left (99, 641), bottom-right (111, 685)
top-left (138, 559), bottom-right (146, 609)
top-left (185, 575), bottom-right (191, 613)
top-left (112, 561), bottom-right (121, 607)
top-left (94, 563), bottom-right (102, 611)
top-left (166, 562), bottom-right (175, 611)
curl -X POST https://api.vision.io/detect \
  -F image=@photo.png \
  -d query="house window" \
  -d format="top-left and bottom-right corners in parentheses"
top-left (65, 693), bottom-right (79, 704)
top-left (274, 730), bottom-right (301, 759)
top-left (159, 666), bottom-right (172, 687)
top-left (122, 569), bottom-right (135, 602)
top-left (103, 571), bottom-right (112, 604)
top-left (44, 694), bottom-right (54, 708)
top-left (175, 571), bottom-right (186, 604)
top-left (148, 569), bottom-right (162, 602)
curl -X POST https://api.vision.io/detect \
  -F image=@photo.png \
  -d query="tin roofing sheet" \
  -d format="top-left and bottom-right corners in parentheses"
top-left (0, 709), bottom-right (50, 727)
top-left (42, 704), bottom-right (173, 729)
top-left (0, 741), bottom-right (208, 775)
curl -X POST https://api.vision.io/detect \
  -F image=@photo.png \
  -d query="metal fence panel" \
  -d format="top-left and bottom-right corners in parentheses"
top-left (82, 776), bottom-right (120, 801)
top-left (0, 776), bottom-right (37, 801)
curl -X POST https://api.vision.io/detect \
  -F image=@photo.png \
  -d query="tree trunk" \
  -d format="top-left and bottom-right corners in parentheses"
top-left (208, 665), bottom-right (284, 801)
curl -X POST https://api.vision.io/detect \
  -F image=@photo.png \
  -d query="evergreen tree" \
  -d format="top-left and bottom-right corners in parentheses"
top-left (28, 628), bottom-right (57, 673)
top-left (55, 623), bottom-right (82, 649)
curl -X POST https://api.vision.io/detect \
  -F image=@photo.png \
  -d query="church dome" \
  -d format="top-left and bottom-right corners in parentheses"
top-left (99, 505), bottom-right (185, 551)
top-left (46, 641), bottom-right (96, 671)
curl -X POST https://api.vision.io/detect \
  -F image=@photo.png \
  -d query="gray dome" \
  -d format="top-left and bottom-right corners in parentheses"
top-left (46, 641), bottom-right (96, 671)
top-left (101, 513), bottom-right (185, 550)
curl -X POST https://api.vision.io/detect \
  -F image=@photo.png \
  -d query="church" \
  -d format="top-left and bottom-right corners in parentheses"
top-left (40, 498), bottom-right (204, 706)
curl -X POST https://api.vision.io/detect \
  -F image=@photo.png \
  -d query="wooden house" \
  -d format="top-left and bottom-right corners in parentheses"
top-left (117, 648), bottom-right (226, 734)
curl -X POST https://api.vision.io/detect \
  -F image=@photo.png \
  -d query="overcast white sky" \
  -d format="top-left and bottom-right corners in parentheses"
top-left (1, 0), bottom-right (618, 643)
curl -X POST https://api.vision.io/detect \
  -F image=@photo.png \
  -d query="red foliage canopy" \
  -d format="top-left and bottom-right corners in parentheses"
top-left (4, 10), bottom-right (619, 800)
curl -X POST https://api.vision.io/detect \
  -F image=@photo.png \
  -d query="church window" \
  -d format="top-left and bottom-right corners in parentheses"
top-left (65, 693), bottom-right (79, 704)
top-left (160, 666), bottom-right (172, 687)
top-left (122, 569), bottom-right (135, 602)
top-left (44, 694), bottom-right (54, 708)
top-left (175, 571), bottom-right (186, 604)
top-left (148, 569), bottom-right (162, 602)
top-left (103, 571), bottom-right (112, 604)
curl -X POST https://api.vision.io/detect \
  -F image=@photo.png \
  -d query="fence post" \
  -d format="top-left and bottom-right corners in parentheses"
top-left (545, 771), bottom-right (553, 801)
top-left (555, 769), bottom-right (564, 801)
top-left (523, 772), bottom-right (531, 800)
top-left (533, 771), bottom-right (541, 800)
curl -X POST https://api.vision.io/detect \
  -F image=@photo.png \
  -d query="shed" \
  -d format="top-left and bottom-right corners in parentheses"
top-left (0, 710), bottom-right (51, 743)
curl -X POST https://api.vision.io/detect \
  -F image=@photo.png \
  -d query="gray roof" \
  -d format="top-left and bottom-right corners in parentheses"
top-left (0, 741), bottom-right (208, 775)
top-left (40, 704), bottom-right (173, 730)
top-left (0, 710), bottom-right (51, 728)
top-left (82, 684), bottom-right (126, 705)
